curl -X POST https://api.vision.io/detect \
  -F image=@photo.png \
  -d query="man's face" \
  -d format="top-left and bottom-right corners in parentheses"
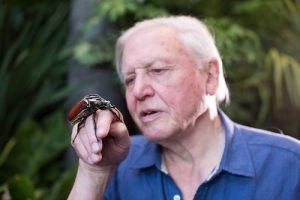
top-left (121, 26), bottom-right (209, 142)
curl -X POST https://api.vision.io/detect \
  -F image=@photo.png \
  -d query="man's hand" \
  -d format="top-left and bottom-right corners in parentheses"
top-left (71, 109), bottom-right (130, 167)
top-left (68, 109), bottom-right (130, 200)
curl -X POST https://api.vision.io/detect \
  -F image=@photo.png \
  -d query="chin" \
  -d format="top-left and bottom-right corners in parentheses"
top-left (143, 131), bottom-right (163, 142)
top-left (141, 127), bottom-right (174, 143)
top-left (137, 118), bottom-right (178, 142)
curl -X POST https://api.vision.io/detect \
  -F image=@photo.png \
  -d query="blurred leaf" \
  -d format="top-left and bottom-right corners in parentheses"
top-left (45, 166), bottom-right (77, 200)
top-left (0, 111), bottom-right (69, 183)
top-left (74, 42), bottom-right (103, 65)
top-left (75, 0), bottom-right (168, 66)
top-left (134, 4), bottom-right (168, 18)
top-left (98, 0), bottom-right (138, 21)
top-left (0, 138), bottom-right (16, 167)
top-left (73, 30), bottom-right (118, 65)
top-left (0, 3), bottom-right (70, 149)
top-left (205, 17), bottom-right (263, 71)
top-left (266, 48), bottom-right (300, 109)
top-left (8, 175), bottom-right (35, 200)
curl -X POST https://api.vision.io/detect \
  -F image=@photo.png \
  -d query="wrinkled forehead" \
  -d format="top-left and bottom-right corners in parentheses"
top-left (120, 26), bottom-right (189, 74)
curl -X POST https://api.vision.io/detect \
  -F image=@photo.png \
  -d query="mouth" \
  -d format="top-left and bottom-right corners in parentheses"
top-left (139, 109), bottom-right (161, 122)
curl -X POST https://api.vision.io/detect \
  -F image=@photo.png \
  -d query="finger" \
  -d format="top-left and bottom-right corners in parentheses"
top-left (78, 126), bottom-right (93, 156)
top-left (109, 122), bottom-right (131, 149)
top-left (74, 139), bottom-right (102, 164)
top-left (70, 121), bottom-right (101, 164)
top-left (71, 120), bottom-right (86, 143)
top-left (84, 115), bottom-right (103, 155)
top-left (95, 110), bottom-right (114, 139)
top-left (71, 122), bottom-right (79, 143)
top-left (71, 133), bottom-right (91, 164)
top-left (85, 114), bottom-right (100, 144)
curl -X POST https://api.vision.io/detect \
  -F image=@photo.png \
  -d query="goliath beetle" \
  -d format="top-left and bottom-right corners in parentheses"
top-left (68, 94), bottom-right (123, 143)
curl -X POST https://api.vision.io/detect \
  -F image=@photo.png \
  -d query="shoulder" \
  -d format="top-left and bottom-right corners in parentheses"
top-left (105, 135), bottom-right (163, 199)
top-left (130, 134), bottom-right (150, 147)
top-left (233, 124), bottom-right (300, 196)
top-left (219, 109), bottom-right (299, 158)
top-left (235, 123), bottom-right (300, 159)
top-left (118, 135), bottom-right (156, 168)
top-left (129, 135), bottom-right (152, 156)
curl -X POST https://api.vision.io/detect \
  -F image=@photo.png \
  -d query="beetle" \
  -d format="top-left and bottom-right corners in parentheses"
top-left (68, 94), bottom-right (123, 143)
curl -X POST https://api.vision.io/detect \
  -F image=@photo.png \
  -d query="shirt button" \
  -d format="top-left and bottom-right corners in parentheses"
top-left (173, 194), bottom-right (181, 200)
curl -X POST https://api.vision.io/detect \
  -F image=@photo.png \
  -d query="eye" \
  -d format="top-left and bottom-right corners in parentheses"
top-left (150, 68), bottom-right (167, 75)
top-left (152, 68), bottom-right (163, 73)
top-left (124, 76), bottom-right (135, 86)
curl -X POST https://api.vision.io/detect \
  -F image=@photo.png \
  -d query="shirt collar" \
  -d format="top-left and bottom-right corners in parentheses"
top-left (129, 110), bottom-right (256, 178)
top-left (129, 139), bottom-right (162, 170)
top-left (218, 110), bottom-right (255, 178)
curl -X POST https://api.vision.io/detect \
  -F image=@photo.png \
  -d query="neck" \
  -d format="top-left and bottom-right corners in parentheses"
top-left (160, 108), bottom-right (225, 200)
top-left (161, 108), bottom-right (224, 163)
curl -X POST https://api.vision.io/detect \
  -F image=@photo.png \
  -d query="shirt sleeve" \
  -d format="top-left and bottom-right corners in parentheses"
top-left (104, 171), bottom-right (120, 200)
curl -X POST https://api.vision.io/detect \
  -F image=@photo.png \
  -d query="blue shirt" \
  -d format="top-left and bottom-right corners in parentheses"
top-left (104, 111), bottom-right (300, 200)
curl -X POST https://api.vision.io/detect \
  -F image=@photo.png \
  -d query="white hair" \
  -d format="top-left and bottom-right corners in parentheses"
top-left (115, 16), bottom-right (230, 104)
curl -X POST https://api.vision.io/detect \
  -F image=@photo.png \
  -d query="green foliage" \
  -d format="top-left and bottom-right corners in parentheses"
top-left (96, 0), bottom-right (168, 22)
top-left (8, 176), bottom-right (35, 200)
top-left (99, 0), bottom-right (139, 21)
top-left (0, 111), bottom-right (74, 200)
top-left (0, 3), bottom-right (71, 148)
top-left (45, 166), bottom-right (77, 200)
top-left (73, 33), bottom-right (117, 65)
top-left (266, 49), bottom-right (300, 109)
top-left (205, 17), bottom-right (263, 74)
top-left (0, 112), bottom-right (68, 180)
top-left (75, 0), bottom-right (168, 65)
top-left (1, 1), bottom-right (76, 199)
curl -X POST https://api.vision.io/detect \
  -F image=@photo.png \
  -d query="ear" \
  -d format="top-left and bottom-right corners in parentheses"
top-left (206, 59), bottom-right (219, 96)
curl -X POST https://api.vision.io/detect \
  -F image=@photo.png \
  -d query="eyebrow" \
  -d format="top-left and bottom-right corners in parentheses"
top-left (122, 60), bottom-right (157, 77)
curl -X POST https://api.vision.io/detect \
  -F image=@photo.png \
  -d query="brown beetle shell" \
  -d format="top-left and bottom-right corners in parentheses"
top-left (68, 100), bottom-right (87, 122)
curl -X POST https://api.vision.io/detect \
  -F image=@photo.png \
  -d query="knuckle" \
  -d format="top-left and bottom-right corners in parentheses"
top-left (99, 109), bottom-right (111, 118)
top-left (96, 127), bottom-right (106, 138)
top-left (112, 122), bottom-right (128, 133)
top-left (118, 123), bottom-right (128, 133)
top-left (79, 152), bottom-right (89, 161)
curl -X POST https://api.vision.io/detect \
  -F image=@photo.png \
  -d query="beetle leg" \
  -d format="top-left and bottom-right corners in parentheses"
top-left (92, 113), bottom-right (99, 142)
top-left (72, 120), bottom-right (85, 144)
top-left (109, 107), bottom-right (123, 123)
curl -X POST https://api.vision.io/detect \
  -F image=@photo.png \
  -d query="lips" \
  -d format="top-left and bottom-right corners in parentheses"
top-left (141, 110), bottom-right (157, 116)
top-left (139, 109), bottom-right (161, 122)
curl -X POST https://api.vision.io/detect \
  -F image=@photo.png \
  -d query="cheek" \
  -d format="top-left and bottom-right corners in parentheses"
top-left (163, 79), bottom-right (205, 115)
top-left (157, 86), bottom-right (188, 118)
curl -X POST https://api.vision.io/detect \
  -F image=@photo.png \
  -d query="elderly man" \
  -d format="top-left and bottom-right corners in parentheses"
top-left (68, 16), bottom-right (300, 200)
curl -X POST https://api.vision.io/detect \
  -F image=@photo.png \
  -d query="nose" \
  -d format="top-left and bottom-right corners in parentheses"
top-left (132, 76), bottom-right (154, 101)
